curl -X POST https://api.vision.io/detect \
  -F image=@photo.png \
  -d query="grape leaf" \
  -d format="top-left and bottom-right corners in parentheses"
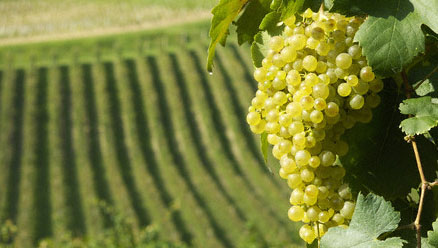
top-left (251, 31), bottom-right (274, 67)
top-left (261, 132), bottom-right (268, 163)
top-left (411, 0), bottom-right (438, 35)
top-left (207, 0), bottom-right (249, 72)
top-left (354, 1), bottom-right (425, 77)
top-left (235, 0), bottom-right (272, 45)
top-left (409, 63), bottom-right (438, 97)
top-left (321, 193), bottom-right (406, 248)
top-left (259, 11), bottom-right (283, 34)
top-left (340, 80), bottom-right (438, 199)
top-left (280, 0), bottom-right (304, 20)
top-left (427, 217), bottom-right (438, 247)
top-left (399, 96), bottom-right (438, 135)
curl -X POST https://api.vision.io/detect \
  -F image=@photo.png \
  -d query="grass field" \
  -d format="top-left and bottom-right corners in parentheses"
top-left (0, 18), bottom-right (303, 247)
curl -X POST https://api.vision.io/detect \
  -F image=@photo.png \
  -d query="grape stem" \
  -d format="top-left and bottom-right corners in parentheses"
top-left (401, 70), bottom-right (438, 248)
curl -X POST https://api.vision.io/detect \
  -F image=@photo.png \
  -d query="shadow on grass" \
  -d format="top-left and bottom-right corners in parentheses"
top-left (168, 53), bottom-right (249, 222)
top-left (147, 56), bottom-right (233, 248)
top-left (81, 64), bottom-right (113, 226)
top-left (33, 67), bottom-right (52, 244)
top-left (2, 69), bottom-right (25, 223)
top-left (123, 59), bottom-right (193, 245)
top-left (228, 44), bottom-right (257, 92)
top-left (58, 66), bottom-right (87, 236)
top-left (188, 50), bottom-right (294, 233)
top-left (102, 62), bottom-right (150, 227)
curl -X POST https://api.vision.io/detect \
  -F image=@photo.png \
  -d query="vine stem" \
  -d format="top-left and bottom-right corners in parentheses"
top-left (401, 71), bottom-right (427, 248)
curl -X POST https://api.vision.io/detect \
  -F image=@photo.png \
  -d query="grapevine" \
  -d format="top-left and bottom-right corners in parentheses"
top-left (246, 8), bottom-right (382, 244)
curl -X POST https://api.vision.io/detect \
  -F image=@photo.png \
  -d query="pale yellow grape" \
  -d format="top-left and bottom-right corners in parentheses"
top-left (311, 26), bottom-right (325, 40)
top-left (305, 73), bottom-right (319, 86)
top-left (272, 77), bottom-right (286, 90)
top-left (310, 110), bottom-right (324, 123)
top-left (349, 94), bottom-right (364, 109)
top-left (246, 111), bottom-right (261, 125)
top-left (316, 61), bottom-right (328, 74)
top-left (360, 66), bottom-right (375, 82)
top-left (346, 74), bottom-right (359, 86)
top-left (266, 121), bottom-right (280, 134)
top-left (284, 15), bottom-right (296, 27)
top-left (332, 30), bottom-right (345, 42)
top-left (272, 54), bottom-right (285, 67)
top-left (300, 95), bottom-right (314, 110)
top-left (280, 46), bottom-right (297, 62)
top-left (353, 81), bottom-right (369, 95)
top-left (303, 8), bottom-right (313, 18)
top-left (253, 67), bottom-right (267, 82)
top-left (320, 150), bottom-right (336, 166)
top-left (295, 150), bottom-right (311, 166)
top-left (337, 83), bottom-right (352, 97)
top-left (318, 186), bottom-right (329, 199)
top-left (288, 34), bottom-right (307, 50)
top-left (279, 167), bottom-right (288, 179)
top-left (301, 168), bottom-right (315, 182)
top-left (303, 55), bottom-right (318, 71)
top-left (281, 156), bottom-right (297, 173)
top-left (305, 184), bottom-right (319, 197)
top-left (335, 67), bottom-right (348, 79)
top-left (286, 69), bottom-right (301, 86)
top-left (287, 173), bottom-right (303, 188)
top-left (269, 36), bottom-right (284, 51)
top-left (316, 41), bottom-right (330, 56)
top-left (309, 156), bottom-right (321, 168)
top-left (306, 135), bottom-right (316, 148)
top-left (306, 206), bottom-right (320, 221)
top-left (348, 44), bottom-right (362, 59)
top-left (314, 98), bottom-right (327, 111)
top-left (312, 83), bottom-right (329, 99)
top-left (325, 102), bottom-right (340, 117)
top-left (277, 70), bottom-right (287, 80)
top-left (340, 201), bottom-right (355, 219)
top-left (279, 113), bottom-right (293, 126)
top-left (306, 37), bottom-right (319, 49)
top-left (293, 59), bottom-right (304, 71)
top-left (288, 121), bottom-right (304, 135)
top-left (336, 53), bottom-right (353, 69)
top-left (250, 119), bottom-right (266, 134)
top-left (286, 102), bottom-right (302, 117)
top-left (279, 140), bottom-right (292, 153)
top-left (332, 213), bottom-right (345, 225)
top-left (267, 134), bottom-right (281, 145)
top-left (290, 188), bottom-right (304, 205)
top-left (293, 132), bottom-right (307, 149)
top-left (264, 98), bottom-right (276, 110)
top-left (299, 224), bottom-right (316, 244)
top-left (266, 109), bottom-right (279, 122)
top-left (288, 206), bottom-right (305, 222)
top-left (338, 184), bottom-right (352, 199)
top-left (303, 192), bottom-right (317, 205)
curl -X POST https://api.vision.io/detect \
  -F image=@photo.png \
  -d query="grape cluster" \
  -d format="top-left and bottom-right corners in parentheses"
top-left (246, 8), bottom-right (383, 244)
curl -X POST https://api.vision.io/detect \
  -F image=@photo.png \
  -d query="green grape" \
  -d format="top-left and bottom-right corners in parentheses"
top-left (310, 110), bottom-right (324, 123)
top-left (320, 150), bottom-right (336, 166)
top-left (287, 173), bottom-right (303, 189)
top-left (286, 102), bottom-right (302, 117)
top-left (269, 36), bottom-right (284, 51)
top-left (303, 192), bottom-right (317, 205)
top-left (303, 55), bottom-right (318, 71)
top-left (311, 27), bottom-right (325, 40)
top-left (369, 78), bottom-right (384, 93)
top-left (366, 93), bottom-right (381, 108)
top-left (277, 70), bottom-right (287, 80)
top-left (295, 149), bottom-right (311, 166)
top-left (346, 74), bottom-right (358, 86)
top-left (337, 83), bottom-right (352, 97)
top-left (279, 113), bottom-right (293, 126)
top-left (301, 168), bottom-right (315, 182)
top-left (267, 134), bottom-right (281, 145)
top-left (246, 111), bottom-right (261, 125)
top-left (332, 213), bottom-right (344, 225)
top-left (308, 156), bottom-right (321, 168)
top-left (307, 206), bottom-right (320, 221)
top-left (281, 156), bottom-right (297, 173)
top-left (266, 121), bottom-right (280, 134)
top-left (266, 109), bottom-right (279, 122)
top-left (317, 186), bottom-right (329, 199)
top-left (250, 119), bottom-right (266, 134)
top-left (272, 77), bottom-right (286, 90)
top-left (340, 201), bottom-right (355, 219)
top-left (305, 73), bottom-right (319, 86)
top-left (288, 121), bottom-right (304, 135)
top-left (312, 83), bottom-right (329, 99)
top-left (305, 184), bottom-right (319, 197)
top-left (280, 46), bottom-right (297, 63)
top-left (288, 206), bottom-right (305, 222)
top-left (290, 188), bottom-right (304, 205)
top-left (306, 135), bottom-right (316, 148)
top-left (300, 95), bottom-right (315, 110)
top-left (319, 211), bottom-right (331, 223)
top-left (293, 59), bottom-right (304, 71)
top-left (299, 224), bottom-right (316, 244)
top-left (349, 94), bottom-right (364, 109)
top-left (325, 102), bottom-right (340, 117)
top-left (314, 98), bottom-right (327, 111)
top-left (286, 69), bottom-right (301, 86)
top-left (338, 184), bottom-right (352, 200)
top-left (360, 66), bottom-right (375, 82)
top-left (253, 67), bottom-right (267, 82)
top-left (348, 44), bottom-right (362, 59)
top-left (306, 37), bottom-right (319, 49)
top-left (336, 53), bottom-right (353, 69)
top-left (352, 81), bottom-right (369, 95)
top-left (288, 34), bottom-right (307, 50)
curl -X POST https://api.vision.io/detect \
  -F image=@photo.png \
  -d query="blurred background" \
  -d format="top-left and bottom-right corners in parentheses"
top-left (0, 0), bottom-right (302, 247)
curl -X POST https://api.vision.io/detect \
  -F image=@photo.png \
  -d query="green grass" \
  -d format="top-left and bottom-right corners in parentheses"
top-left (0, 21), bottom-right (304, 247)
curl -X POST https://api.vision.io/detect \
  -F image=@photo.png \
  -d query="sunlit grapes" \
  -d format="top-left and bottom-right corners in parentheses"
top-left (247, 7), bottom-right (383, 244)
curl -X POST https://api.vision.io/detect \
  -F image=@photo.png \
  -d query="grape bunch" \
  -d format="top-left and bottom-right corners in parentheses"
top-left (246, 8), bottom-right (383, 244)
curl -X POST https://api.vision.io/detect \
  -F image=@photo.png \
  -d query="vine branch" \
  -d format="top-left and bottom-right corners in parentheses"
top-left (401, 71), bottom-right (434, 248)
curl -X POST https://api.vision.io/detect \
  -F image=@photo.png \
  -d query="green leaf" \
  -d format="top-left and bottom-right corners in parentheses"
top-left (235, 0), bottom-right (272, 45)
top-left (259, 11), bottom-right (283, 34)
top-left (261, 132), bottom-right (268, 163)
top-left (251, 31), bottom-right (274, 67)
top-left (409, 63), bottom-right (438, 97)
top-left (355, 5), bottom-right (425, 76)
top-left (340, 81), bottom-right (438, 199)
top-left (321, 193), bottom-right (406, 248)
top-left (306, 240), bottom-right (318, 248)
top-left (428, 217), bottom-right (438, 247)
top-left (207, 0), bottom-right (249, 72)
top-left (399, 96), bottom-right (438, 135)
top-left (411, 0), bottom-right (438, 34)
top-left (280, 0), bottom-right (304, 20)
